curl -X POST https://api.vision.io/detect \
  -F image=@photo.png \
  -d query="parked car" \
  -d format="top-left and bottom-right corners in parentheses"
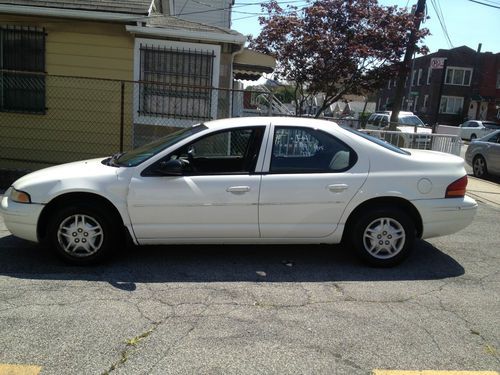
top-left (0, 117), bottom-right (477, 267)
top-left (458, 120), bottom-right (500, 141)
top-left (365, 111), bottom-right (432, 147)
top-left (465, 129), bottom-right (500, 178)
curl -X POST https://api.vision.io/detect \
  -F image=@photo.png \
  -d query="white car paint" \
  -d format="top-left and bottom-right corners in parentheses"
top-left (459, 120), bottom-right (500, 141)
top-left (0, 117), bottom-right (477, 265)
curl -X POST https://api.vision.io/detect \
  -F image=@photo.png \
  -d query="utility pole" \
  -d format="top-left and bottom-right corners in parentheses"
top-left (389, 0), bottom-right (426, 130)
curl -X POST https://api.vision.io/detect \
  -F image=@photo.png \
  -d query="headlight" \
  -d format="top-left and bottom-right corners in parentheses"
top-left (10, 188), bottom-right (31, 203)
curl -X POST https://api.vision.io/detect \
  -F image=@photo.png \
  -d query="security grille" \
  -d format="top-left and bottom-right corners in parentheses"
top-left (138, 44), bottom-right (215, 120)
top-left (0, 26), bottom-right (46, 113)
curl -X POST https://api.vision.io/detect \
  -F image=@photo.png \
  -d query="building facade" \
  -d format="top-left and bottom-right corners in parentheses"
top-left (375, 46), bottom-right (500, 126)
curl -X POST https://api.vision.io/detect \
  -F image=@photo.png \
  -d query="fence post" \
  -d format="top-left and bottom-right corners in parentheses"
top-left (120, 81), bottom-right (125, 152)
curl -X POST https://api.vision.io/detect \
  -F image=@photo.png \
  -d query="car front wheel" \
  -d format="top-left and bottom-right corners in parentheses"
top-left (48, 203), bottom-right (115, 265)
top-left (352, 208), bottom-right (415, 267)
top-left (472, 155), bottom-right (487, 178)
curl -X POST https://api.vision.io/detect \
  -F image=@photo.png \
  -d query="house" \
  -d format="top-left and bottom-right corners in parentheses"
top-left (0, 0), bottom-right (274, 170)
top-left (375, 45), bottom-right (500, 126)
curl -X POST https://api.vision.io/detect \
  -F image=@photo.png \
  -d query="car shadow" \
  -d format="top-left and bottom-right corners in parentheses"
top-left (0, 235), bottom-right (464, 290)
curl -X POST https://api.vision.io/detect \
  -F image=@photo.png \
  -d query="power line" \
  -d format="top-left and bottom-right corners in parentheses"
top-left (173, 0), bottom-right (309, 17)
top-left (430, 0), bottom-right (453, 48)
top-left (467, 0), bottom-right (500, 8)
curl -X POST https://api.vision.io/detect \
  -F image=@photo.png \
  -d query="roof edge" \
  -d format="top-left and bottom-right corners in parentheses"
top-left (126, 24), bottom-right (246, 45)
top-left (0, 4), bottom-right (145, 22)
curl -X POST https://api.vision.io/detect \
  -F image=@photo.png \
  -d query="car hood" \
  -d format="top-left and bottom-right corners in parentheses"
top-left (12, 158), bottom-right (122, 203)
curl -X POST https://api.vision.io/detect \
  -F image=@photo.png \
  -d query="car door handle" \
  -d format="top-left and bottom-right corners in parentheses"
top-left (226, 186), bottom-right (251, 193)
top-left (327, 184), bottom-right (349, 192)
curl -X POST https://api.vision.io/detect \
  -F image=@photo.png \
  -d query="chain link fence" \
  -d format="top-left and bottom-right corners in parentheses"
top-left (0, 72), bottom-right (279, 173)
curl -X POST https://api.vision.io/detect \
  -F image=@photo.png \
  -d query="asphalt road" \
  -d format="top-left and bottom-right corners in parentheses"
top-left (0, 201), bottom-right (499, 374)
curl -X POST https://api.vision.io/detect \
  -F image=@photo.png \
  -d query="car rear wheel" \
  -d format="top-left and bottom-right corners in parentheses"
top-left (470, 134), bottom-right (477, 141)
top-left (472, 155), bottom-right (487, 178)
top-left (48, 203), bottom-right (115, 265)
top-left (352, 208), bottom-right (415, 267)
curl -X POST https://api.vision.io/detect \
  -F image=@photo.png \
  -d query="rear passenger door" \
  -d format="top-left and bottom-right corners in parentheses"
top-left (258, 125), bottom-right (369, 238)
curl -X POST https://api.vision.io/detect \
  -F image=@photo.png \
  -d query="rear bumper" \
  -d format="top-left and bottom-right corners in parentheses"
top-left (0, 189), bottom-right (44, 243)
top-left (412, 195), bottom-right (477, 239)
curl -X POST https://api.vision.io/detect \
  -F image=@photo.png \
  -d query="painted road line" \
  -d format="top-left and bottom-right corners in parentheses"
top-left (0, 364), bottom-right (42, 375)
top-left (373, 371), bottom-right (499, 375)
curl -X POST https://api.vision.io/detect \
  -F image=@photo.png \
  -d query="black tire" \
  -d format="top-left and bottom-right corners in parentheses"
top-left (351, 208), bottom-right (415, 267)
top-left (48, 202), bottom-right (116, 265)
top-left (470, 134), bottom-right (477, 141)
top-left (472, 155), bottom-right (488, 178)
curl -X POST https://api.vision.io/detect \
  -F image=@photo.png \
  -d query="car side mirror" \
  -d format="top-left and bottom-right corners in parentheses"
top-left (155, 159), bottom-right (184, 176)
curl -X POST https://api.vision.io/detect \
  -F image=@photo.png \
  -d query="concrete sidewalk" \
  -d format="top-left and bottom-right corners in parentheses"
top-left (467, 176), bottom-right (500, 209)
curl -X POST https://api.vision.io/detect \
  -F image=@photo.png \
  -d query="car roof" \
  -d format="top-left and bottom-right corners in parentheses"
top-left (203, 116), bottom-right (342, 131)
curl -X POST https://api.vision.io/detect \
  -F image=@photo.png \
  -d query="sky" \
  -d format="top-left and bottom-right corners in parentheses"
top-left (232, 0), bottom-right (500, 54)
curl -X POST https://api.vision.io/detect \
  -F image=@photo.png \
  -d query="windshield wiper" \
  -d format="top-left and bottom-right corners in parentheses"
top-left (107, 152), bottom-right (125, 167)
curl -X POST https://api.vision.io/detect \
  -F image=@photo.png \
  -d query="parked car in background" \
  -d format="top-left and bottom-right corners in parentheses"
top-left (458, 120), bottom-right (500, 141)
top-left (365, 111), bottom-right (432, 147)
top-left (465, 130), bottom-right (500, 178)
top-left (1, 117), bottom-right (477, 267)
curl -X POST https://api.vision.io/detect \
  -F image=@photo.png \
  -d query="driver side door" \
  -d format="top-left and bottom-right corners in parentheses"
top-left (127, 126), bottom-right (266, 243)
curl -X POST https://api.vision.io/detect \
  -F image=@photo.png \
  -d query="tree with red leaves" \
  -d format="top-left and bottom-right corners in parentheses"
top-left (250, 0), bottom-right (429, 117)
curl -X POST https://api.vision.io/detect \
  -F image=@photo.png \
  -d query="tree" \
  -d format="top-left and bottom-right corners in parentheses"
top-left (250, 0), bottom-right (429, 117)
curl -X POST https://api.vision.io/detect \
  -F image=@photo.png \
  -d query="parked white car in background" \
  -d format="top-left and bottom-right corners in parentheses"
top-left (465, 129), bottom-right (500, 178)
top-left (1, 117), bottom-right (477, 267)
top-left (459, 120), bottom-right (500, 141)
top-left (365, 111), bottom-right (432, 147)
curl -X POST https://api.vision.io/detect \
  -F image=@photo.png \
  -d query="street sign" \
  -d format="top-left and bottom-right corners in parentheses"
top-left (410, 91), bottom-right (419, 96)
top-left (430, 57), bottom-right (446, 69)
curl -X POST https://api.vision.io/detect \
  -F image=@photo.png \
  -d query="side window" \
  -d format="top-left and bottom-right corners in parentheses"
top-left (379, 116), bottom-right (389, 128)
top-left (153, 126), bottom-right (264, 175)
top-left (270, 127), bottom-right (357, 173)
top-left (487, 133), bottom-right (500, 143)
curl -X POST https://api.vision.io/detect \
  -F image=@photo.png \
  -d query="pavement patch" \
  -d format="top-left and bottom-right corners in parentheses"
top-left (0, 364), bottom-right (42, 375)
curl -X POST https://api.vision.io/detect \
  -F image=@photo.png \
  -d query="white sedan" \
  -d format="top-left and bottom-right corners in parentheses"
top-left (0, 117), bottom-right (477, 267)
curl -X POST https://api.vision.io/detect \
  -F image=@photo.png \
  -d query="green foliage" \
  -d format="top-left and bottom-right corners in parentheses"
top-left (273, 85), bottom-right (296, 104)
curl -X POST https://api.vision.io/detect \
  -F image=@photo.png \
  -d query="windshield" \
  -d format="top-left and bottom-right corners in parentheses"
top-left (342, 127), bottom-right (410, 155)
top-left (398, 116), bottom-right (425, 127)
top-left (483, 122), bottom-right (500, 129)
top-left (114, 124), bottom-right (208, 167)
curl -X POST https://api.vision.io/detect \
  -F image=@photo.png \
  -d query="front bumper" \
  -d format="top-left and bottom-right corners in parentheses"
top-left (0, 188), bottom-right (44, 243)
top-left (412, 195), bottom-right (478, 239)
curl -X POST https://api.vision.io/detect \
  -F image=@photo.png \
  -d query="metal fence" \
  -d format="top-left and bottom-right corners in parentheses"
top-left (360, 129), bottom-right (462, 155)
top-left (0, 72), bottom-right (461, 175)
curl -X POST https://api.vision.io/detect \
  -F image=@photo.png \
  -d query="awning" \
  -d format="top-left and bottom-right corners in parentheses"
top-left (471, 94), bottom-right (496, 102)
top-left (233, 49), bottom-right (276, 81)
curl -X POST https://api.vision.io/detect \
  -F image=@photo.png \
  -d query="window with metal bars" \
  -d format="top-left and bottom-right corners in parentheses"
top-left (139, 44), bottom-right (215, 120)
top-left (0, 26), bottom-right (46, 113)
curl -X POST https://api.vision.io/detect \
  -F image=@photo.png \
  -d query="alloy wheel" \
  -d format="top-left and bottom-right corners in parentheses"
top-left (57, 214), bottom-right (104, 257)
top-left (362, 217), bottom-right (405, 259)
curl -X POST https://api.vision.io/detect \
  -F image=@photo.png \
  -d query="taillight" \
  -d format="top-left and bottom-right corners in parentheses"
top-left (445, 175), bottom-right (467, 198)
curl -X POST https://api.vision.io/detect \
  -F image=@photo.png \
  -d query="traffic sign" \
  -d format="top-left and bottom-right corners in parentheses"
top-left (430, 57), bottom-right (446, 69)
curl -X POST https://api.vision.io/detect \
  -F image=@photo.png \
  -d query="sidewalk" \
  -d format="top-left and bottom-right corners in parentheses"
top-left (467, 176), bottom-right (500, 209)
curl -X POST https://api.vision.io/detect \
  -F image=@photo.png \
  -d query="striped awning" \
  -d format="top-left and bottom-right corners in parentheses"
top-left (233, 49), bottom-right (275, 81)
